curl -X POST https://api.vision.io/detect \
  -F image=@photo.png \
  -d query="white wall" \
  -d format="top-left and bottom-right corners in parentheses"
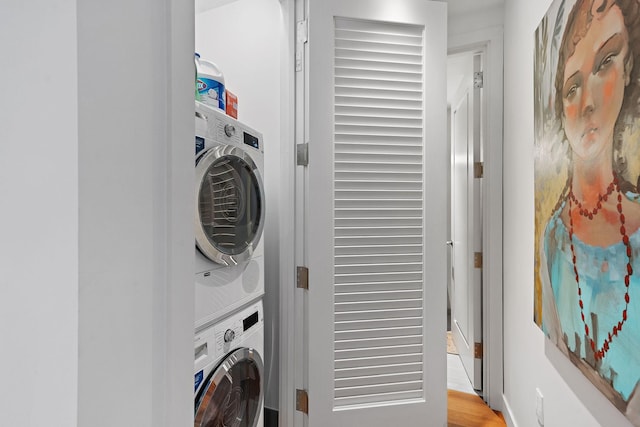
top-left (0, 1), bottom-right (195, 426)
top-left (503, 1), bottom-right (633, 426)
top-left (0, 1), bottom-right (79, 425)
top-left (195, 0), bottom-right (283, 411)
top-left (76, 1), bottom-right (194, 425)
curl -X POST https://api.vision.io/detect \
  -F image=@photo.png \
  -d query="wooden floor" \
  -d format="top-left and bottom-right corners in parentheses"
top-left (448, 390), bottom-right (506, 427)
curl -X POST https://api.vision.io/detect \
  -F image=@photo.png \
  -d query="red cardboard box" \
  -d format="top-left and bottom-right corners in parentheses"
top-left (225, 90), bottom-right (238, 119)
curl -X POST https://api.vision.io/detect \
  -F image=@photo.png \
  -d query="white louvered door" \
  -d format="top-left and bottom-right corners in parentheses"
top-left (303, 1), bottom-right (448, 425)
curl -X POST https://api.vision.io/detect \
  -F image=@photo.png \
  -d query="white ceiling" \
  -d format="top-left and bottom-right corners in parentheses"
top-left (446, 0), bottom-right (504, 16)
top-left (195, 0), bottom-right (238, 14)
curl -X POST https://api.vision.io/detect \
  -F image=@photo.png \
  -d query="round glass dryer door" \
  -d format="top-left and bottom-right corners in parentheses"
top-left (194, 348), bottom-right (264, 427)
top-left (195, 145), bottom-right (265, 266)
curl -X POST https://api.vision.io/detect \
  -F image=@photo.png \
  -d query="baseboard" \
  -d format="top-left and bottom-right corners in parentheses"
top-left (502, 394), bottom-right (518, 427)
top-left (264, 407), bottom-right (279, 427)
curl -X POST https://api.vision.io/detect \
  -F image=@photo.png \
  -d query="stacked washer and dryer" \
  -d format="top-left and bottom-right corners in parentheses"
top-left (193, 101), bottom-right (266, 427)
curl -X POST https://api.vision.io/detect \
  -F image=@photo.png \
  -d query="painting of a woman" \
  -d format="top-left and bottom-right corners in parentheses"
top-left (536, 0), bottom-right (640, 421)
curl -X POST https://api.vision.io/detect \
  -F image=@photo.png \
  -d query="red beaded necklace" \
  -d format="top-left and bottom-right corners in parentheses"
top-left (567, 174), bottom-right (632, 361)
top-left (568, 179), bottom-right (615, 219)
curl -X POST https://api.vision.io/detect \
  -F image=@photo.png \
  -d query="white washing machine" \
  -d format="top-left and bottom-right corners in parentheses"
top-left (194, 300), bottom-right (264, 427)
top-left (195, 101), bottom-right (265, 330)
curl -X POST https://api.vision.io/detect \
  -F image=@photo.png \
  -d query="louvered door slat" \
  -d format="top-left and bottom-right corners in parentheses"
top-left (335, 190), bottom-right (422, 201)
top-left (335, 308), bottom-right (424, 322)
top-left (335, 362), bottom-right (423, 378)
top-left (335, 202), bottom-right (422, 211)
top-left (336, 371), bottom-right (423, 389)
top-left (335, 317), bottom-right (423, 332)
top-left (335, 47), bottom-right (422, 63)
top-left (335, 246), bottom-right (422, 257)
top-left (335, 381), bottom-right (423, 399)
top-left (334, 18), bottom-right (423, 37)
top-left (335, 143), bottom-right (423, 154)
top-left (335, 282), bottom-right (423, 294)
top-left (335, 96), bottom-right (422, 110)
top-left (336, 297), bottom-right (423, 310)
top-left (335, 126), bottom-right (422, 138)
top-left (335, 235), bottom-right (422, 245)
top-left (335, 57), bottom-right (423, 74)
top-left (336, 265), bottom-right (422, 276)
top-left (334, 133), bottom-right (422, 146)
top-left (336, 219), bottom-right (422, 229)
top-left (335, 334), bottom-right (423, 350)
top-left (334, 86), bottom-right (422, 101)
top-left (335, 344), bottom-right (423, 360)
top-left (335, 325), bottom-right (423, 340)
top-left (336, 66), bottom-right (422, 80)
top-left (336, 77), bottom-right (422, 92)
top-left (334, 390), bottom-right (424, 408)
top-left (336, 105), bottom-right (422, 119)
top-left (334, 28), bottom-right (422, 45)
top-left (336, 254), bottom-right (423, 265)
top-left (336, 207), bottom-right (422, 216)
top-left (335, 38), bottom-right (423, 55)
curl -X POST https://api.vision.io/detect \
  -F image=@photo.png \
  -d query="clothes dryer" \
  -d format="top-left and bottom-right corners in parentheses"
top-left (194, 101), bottom-right (265, 329)
top-left (194, 300), bottom-right (264, 427)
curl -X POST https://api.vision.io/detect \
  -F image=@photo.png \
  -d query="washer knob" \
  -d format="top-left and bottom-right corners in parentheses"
top-left (223, 329), bottom-right (235, 343)
top-left (224, 124), bottom-right (236, 137)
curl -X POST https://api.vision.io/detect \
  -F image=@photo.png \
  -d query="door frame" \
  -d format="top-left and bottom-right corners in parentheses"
top-left (448, 26), bottom-right (504, 410)
top-left (278, 1), bottom-right (299, 427)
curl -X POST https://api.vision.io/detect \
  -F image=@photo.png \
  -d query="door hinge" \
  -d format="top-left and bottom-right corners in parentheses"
top-left (474, 71), bottom-right (484, 89)
top-left (297, 266), bottom-right (309, 289)
top-left (296, 143), bottom-right (309, 166)
top-left (474, 252), bottom-right (483, 269)
top-left (296, 389), bottom-right (309, 414)
top-left (474, 162), bottom-right (484, 178)
top-left (474, 342), bottom-right (483, 359)
top-left (295, 20), bottom-right (308, 72)
top-left (297, 19), bottom-right (308, 44)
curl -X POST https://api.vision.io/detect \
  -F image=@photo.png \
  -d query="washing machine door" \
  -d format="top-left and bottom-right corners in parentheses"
top-left (194, 347), bottom-right (264, 427)
top-left (195, 144), bottom-right (265, 266)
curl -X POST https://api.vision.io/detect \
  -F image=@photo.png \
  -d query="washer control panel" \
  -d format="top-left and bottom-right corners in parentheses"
top-left (212, 302), bottom-right (263, 354)
top-left (195, 100), bottom-right (263, 154)
top-left (214, 116), bottom-right (261, 151)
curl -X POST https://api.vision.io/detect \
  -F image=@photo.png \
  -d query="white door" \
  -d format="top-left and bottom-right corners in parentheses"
top-left (450, 53), bottom-right (483, 390)
top-left (301, 1), bottom-right (448, 425)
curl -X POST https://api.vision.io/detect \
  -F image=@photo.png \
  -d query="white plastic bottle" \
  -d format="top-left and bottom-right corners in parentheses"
top-left (194, 53), bottom-right (200, 101)
top-left (195, 53), bottom-right (225, 111)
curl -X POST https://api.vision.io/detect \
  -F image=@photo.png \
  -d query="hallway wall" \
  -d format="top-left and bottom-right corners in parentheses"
top-left (503, 1), bottom-right (633, 426)
top-left (1, 1), bottom-right (79, 425)
top-left (0, 1), bottom-right (195, 425)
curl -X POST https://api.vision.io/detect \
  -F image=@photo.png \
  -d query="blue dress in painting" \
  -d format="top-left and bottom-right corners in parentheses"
top-left (542, 192), bottom-right (640, 403)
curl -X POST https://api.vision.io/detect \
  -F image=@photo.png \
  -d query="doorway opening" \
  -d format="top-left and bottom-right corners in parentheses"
top-left (446, 48), bottom-right (483, 398)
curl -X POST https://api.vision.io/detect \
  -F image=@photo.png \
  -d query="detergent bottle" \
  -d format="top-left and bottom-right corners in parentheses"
top-left (195, 53), bottom-right (225, 111)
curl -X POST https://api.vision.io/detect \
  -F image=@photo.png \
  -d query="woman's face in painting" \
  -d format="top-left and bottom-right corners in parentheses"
top-left (562, 1), bottom-right (631, 163)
